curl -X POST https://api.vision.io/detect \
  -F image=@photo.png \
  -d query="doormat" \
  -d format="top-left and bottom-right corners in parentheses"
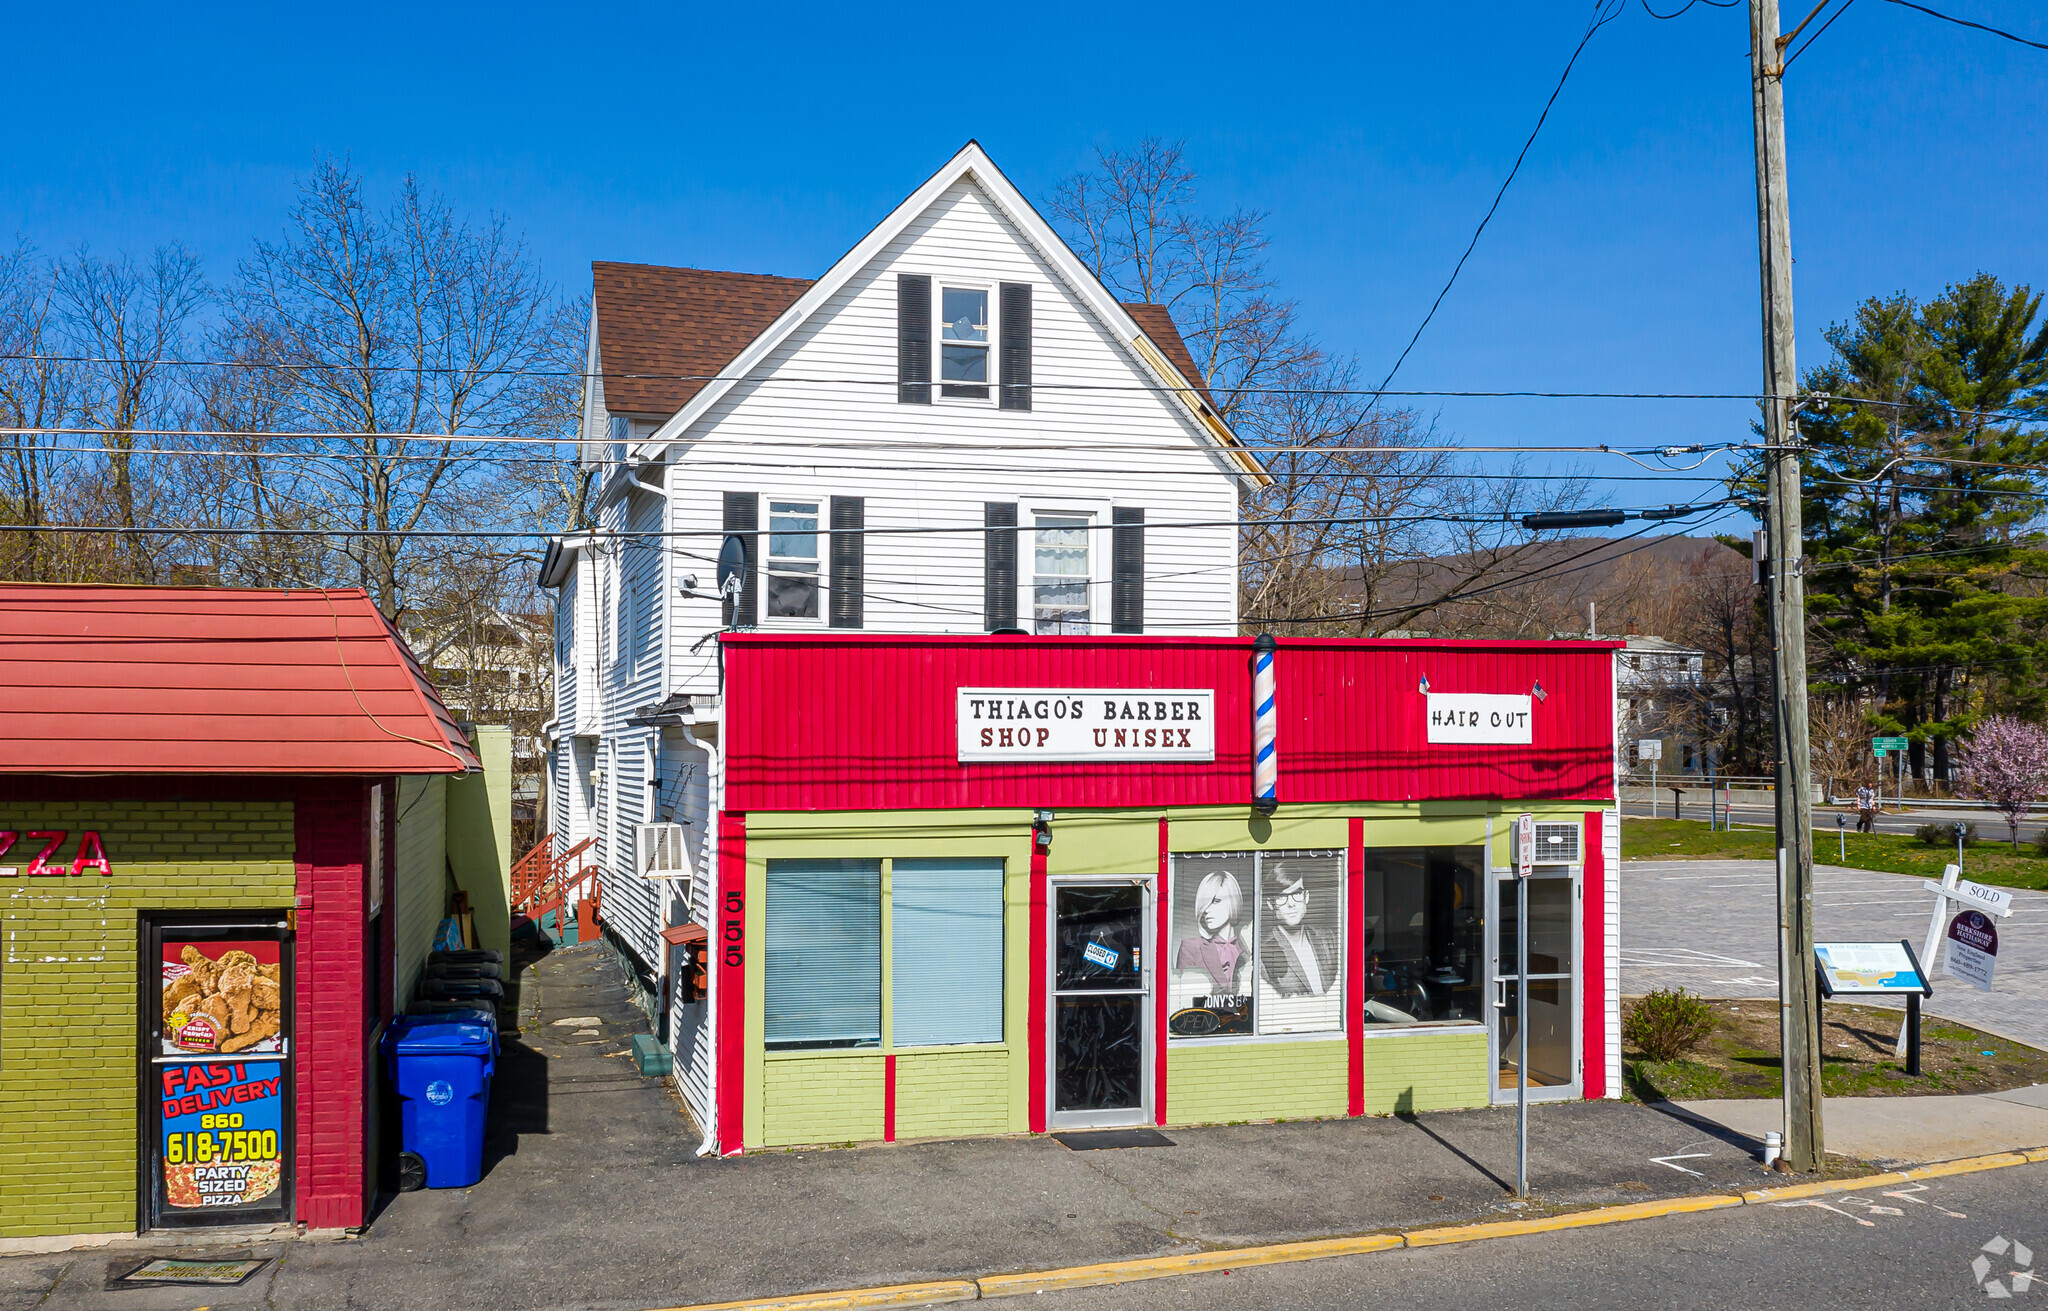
top-left (1053, 1128), bottom-right (1176, 1150)
top-left (114, 1256), bottom-right (269, 1287)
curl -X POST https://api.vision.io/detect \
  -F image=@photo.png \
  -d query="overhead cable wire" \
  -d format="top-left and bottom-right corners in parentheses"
top-left (1355, 0), bottom-right (1626, 422)
top-left (0, 499), bottom-right (1741, 544)
top-left (1881, 0), bottom-right (2048, 51)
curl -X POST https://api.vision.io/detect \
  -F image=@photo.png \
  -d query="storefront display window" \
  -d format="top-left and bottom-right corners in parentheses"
top-left (891, 858), bottom-right (1004, 1047)
top-left (765, 858), bottom-right (882, 1049)
top-left (1361, 847), bottom-right (1484, 1027)
top-left (1168, 850), bottom-right (1343, 1039)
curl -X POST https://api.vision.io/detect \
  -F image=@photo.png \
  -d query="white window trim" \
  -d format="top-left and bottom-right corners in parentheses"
top-left (760, 491), bottom-right (830, 629)
top-left (1021, 499), bottom-right (1109, 635)
top-left (934, 278), bottom-right (997, 406)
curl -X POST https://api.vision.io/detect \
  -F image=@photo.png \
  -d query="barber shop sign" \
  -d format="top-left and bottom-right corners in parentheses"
top-left (958, 688), bottom-right (1215, 762)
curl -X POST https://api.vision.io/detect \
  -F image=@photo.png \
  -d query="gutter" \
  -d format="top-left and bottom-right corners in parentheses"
top-left (676, 712), bottom-right (722, 1159)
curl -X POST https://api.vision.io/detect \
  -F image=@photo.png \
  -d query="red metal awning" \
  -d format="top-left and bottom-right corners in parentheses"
top-left (0, 584), bottom-right (481, 775)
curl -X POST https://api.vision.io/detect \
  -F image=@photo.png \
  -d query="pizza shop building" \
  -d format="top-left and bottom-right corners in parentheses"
top-left (0, 585), bottom-right (480, 1245)
top-left (702, 633), bottom-right (1623, 1154)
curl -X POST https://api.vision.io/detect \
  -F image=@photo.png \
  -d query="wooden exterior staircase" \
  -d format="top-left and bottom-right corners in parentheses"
top-left (512, 835), bottom-right (602, 943)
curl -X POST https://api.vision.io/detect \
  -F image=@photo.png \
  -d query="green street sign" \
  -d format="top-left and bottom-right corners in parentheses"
top-left (1873, 736), bottom-right (1908, 750)
top-left (1874, 747), bottom-right (1887, 759)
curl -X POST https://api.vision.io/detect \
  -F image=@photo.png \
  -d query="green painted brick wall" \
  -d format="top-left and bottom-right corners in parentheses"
top-left (0, 802), bottom-right (295, 1238)
top-left (1358, 1030), bottom-right (1491, 1114)
top-left (761, 1055), bottom-right (885, 1146)
top-left (894, 1048), bottom-right (1011, 1139)
top-left (1166, 1039), bottom-right (1349, 1124)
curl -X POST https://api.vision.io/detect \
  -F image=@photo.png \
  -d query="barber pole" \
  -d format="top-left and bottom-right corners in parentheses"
top-left (1252, 634), bottom-right (1278, 815)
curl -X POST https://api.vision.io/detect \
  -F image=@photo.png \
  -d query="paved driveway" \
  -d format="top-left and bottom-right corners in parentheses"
top-left (1619, 859), bottom-right (2048, 1050)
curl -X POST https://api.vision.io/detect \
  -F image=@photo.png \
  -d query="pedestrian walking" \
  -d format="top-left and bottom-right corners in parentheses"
top-left (1855, 783), bottom-right (1877, 834)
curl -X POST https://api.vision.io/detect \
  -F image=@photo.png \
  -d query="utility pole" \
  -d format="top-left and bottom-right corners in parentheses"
top-left (1749, 0), bottom-right (1824, 1172)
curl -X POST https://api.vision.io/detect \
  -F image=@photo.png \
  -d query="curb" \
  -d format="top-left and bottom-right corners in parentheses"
top-left (650, 1147), bottom-right (2048, 1311)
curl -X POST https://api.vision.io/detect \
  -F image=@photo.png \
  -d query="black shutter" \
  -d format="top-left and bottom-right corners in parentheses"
top-left (722, 492), bottom-right (758, 628)
top-left (898, 274), bottom-right (931, 404)
top-left (830, 496), bottom-right (864, 629)
top-left (999, 282), bottom-right (1032, 411)
top-left (1112, 507), bottom-right (1144, 634)
top-left (984, 502), bottom-right (1018, 631)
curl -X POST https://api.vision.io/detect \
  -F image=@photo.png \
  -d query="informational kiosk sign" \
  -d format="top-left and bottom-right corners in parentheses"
top-left (1813, 940), bottom-right (1932, 997)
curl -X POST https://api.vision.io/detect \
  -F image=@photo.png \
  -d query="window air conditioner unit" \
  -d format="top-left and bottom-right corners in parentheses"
top-left (1533, 822), bottom-right (1581, 864)
top-left (636, 822), bottom-right (694, 888)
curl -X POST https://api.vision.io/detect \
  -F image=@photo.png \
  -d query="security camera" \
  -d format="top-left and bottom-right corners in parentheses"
top-left (678, 574), bottom-right (699, 596)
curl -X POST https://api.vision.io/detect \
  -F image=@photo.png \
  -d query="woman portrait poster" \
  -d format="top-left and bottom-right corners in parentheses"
top-left (1169, 855), bottom-right (1254, 1035)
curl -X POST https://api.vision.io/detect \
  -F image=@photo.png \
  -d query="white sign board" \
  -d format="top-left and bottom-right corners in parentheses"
top-left (1637, 738), bottom-right (1663, 761)
top-left (1919, 876), bottom-right (2013, 919)
top-left (1945, 911), bottom-right (1998, 991)
top-left (1426, 693), bottom-right (1533, 744)
top-left (1515, 813), bottom-right (1535, 875)
top-left (957, 688), bottom-right (1215, 762)
top-left (1814, 940), bottom-right (1930, 995)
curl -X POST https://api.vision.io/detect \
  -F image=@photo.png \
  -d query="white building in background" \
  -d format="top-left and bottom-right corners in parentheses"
top-left (539, 142), bottom-right (1264, 1133)
top-left (1615, 634), bottom-right (1711, 776)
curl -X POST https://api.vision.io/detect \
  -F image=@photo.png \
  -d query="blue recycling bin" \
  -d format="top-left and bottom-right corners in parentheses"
top-left (383, 1014), bottom-right (497, 1189)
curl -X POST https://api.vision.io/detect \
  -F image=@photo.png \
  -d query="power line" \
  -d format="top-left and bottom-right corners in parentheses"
top-left (0, 500), bottom-right (1739, 544)
top-left (1359, 0), bottom-right (1626, 419)
top-left (1882, 0), bottom-right (2048, 51)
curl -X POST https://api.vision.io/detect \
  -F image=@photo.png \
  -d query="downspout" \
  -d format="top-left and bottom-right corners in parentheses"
top-left (678, 716), bottom-right (721, 1158)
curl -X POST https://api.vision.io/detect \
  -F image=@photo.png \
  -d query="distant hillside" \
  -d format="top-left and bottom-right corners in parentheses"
top-left (1345, 534), bottom-right (1751, 639)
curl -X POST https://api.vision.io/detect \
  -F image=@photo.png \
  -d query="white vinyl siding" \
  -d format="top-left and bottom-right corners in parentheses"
top-left (663, 179), bottom-right (1240, 694)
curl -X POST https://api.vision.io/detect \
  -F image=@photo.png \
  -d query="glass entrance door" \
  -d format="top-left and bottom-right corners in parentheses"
top-left (1488, 870), bottom-right (1578, 1103)
top-left (1049, 881), bottom-right (1150, 1127)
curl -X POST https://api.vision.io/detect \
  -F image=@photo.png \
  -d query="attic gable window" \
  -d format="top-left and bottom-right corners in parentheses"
top-left (939, 286), bottom-right (991, 400)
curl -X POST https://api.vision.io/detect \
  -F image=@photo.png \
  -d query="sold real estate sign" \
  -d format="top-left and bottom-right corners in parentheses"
top-left (958, 689), bottom-right (1215, 762)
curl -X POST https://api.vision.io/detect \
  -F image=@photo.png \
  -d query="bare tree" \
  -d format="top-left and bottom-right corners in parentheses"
top-left (0, 241), bottom-right (76, 580)
top-left (54, 242), bottom-right (206, 579)
top-left (223, 160), bottom-right (579, 619)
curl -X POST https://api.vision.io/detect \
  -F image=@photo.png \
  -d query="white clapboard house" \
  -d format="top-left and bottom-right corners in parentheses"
top-left (539, 141), bottom-right (1265, 1133)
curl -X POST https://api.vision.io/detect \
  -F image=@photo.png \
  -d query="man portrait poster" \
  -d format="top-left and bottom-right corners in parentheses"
top-left (1256, 854), bottom-right (1344, 1034)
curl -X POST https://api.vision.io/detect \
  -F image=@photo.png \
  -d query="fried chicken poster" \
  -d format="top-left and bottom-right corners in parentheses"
top-left (161, 940), bottom-right (284, 1057)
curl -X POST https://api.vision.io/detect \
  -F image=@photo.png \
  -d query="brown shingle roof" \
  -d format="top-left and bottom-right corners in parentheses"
top-left (590, 263), bottom-right (1216, 422)
top-left (1121, 303), bottom-right (1218, 414)
top-left (592, 262), bottom-right (813, 417)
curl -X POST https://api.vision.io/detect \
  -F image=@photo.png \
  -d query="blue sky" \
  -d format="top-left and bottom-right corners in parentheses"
top-left (6, 0), bottom-right (2044, 518)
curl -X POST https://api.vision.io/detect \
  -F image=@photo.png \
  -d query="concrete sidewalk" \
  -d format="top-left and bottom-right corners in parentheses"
top-left (1673, 1085), bottom-right (2048, 1167)
top-left (5, 942), bottom-right (2033, 1311)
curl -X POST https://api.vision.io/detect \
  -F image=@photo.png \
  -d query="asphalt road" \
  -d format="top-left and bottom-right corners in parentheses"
top-left (1026, 1161), bottom-right (2048, 1310)
top-left (1619, 859), bottom-right (2048, 1050)
top-left (1622, 800), bottom-right (2048, 845)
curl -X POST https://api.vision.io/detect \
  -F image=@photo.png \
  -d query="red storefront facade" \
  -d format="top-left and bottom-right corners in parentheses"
top-left (703, 635), bottom-right (1622, 1153)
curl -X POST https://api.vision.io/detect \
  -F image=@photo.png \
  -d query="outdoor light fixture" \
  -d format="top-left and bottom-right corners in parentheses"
top-left (1032, 809), bottom-right (1054, 851)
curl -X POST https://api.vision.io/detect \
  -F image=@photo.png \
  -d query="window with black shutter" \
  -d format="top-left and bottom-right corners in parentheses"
top-left (898, 275), bottom-right (931, 404)
top-left (721, 492), bottom-right (758, 627)
top-left (999, 283), bottom-right (1031, 411)
top-left (983, 502), bottom-right (1018, 631)
top-left (830, 497), bottom-right (864, 628)
top-left (1112, 507), bottom-right (1144, 633)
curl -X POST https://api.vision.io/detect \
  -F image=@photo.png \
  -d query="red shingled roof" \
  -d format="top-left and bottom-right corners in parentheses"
top-left (590, 262), bottom-right (1215, 421)
top-left (0, 585), bottom-right (481, 775)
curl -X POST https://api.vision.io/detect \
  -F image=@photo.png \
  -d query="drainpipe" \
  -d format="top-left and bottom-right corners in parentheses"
top-left (677, 714), bottom-right (721, 1158)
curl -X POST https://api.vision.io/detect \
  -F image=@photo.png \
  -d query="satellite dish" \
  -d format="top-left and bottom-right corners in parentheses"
top-left (716, 534), bottom-right (747, 597)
